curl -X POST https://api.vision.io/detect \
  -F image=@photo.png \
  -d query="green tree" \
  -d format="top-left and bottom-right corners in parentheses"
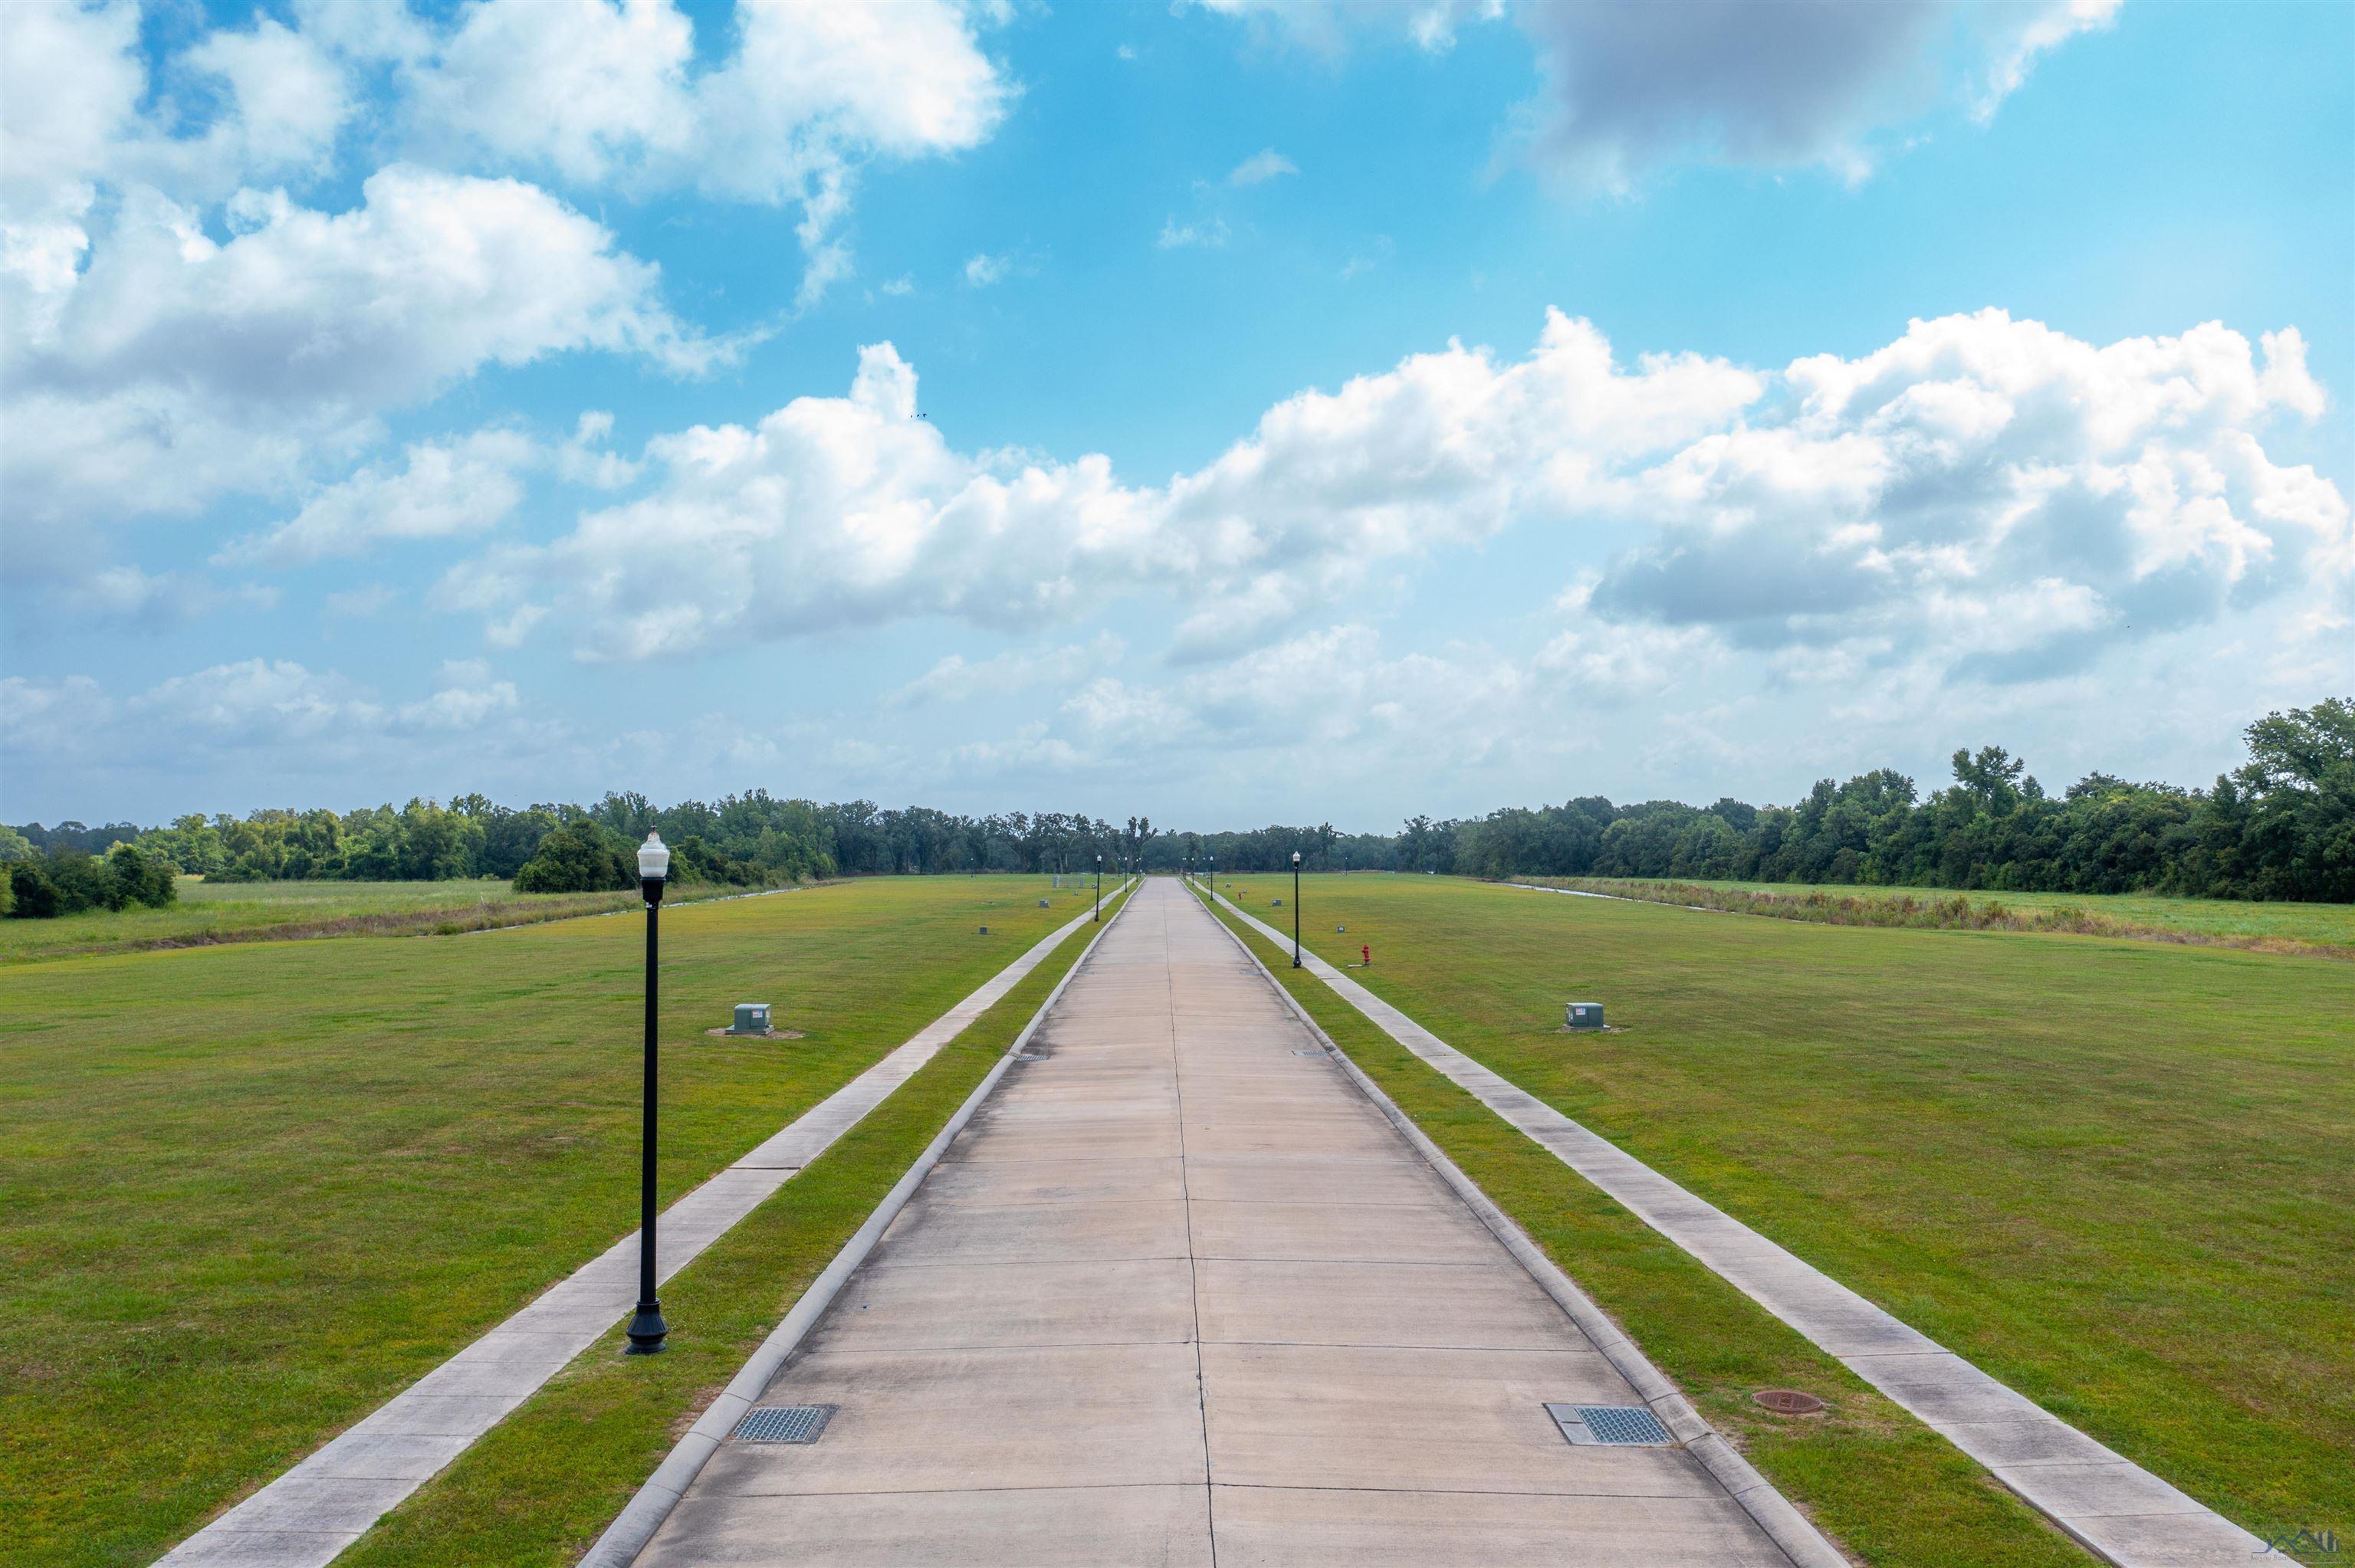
top-left (106, 843), bottom-right (178, 908)
top-left (6, 861), bottom-right (61, 918)
top-left (513, 822), bottom-right (634, 893)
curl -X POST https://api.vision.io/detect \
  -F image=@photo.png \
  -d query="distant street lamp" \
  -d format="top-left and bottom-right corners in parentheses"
top-left (626, 832), bottom-right (672, 1354)
top-left (1208, 853), bottom-right (1215, 897)
top-left (1095, 853), bottom-right (1103, 921)
top-left (1291, 849), bottom-right (1302, 967)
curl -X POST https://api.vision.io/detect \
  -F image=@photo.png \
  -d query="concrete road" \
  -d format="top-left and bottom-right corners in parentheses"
top-left (636, 877), bottom-right (1802, 1566)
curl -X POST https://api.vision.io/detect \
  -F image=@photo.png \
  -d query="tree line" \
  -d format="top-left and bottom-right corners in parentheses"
top-left (7, 698), bottom-right (2348, 914)
top-left (1086, 700), bottom-right (2355, 904)
top-left (1177, 700), bottom-right (2353, 904)
top-left (2, 794), bottom-right (1161, 910)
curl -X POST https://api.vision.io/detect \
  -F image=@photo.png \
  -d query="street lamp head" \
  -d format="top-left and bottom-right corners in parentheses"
top-left (639, 832), bottom-right (672, 904)
top-left (639, 832), bottom-right (671, 881)
top-left (1292, 850), bottom-right (1302, 867)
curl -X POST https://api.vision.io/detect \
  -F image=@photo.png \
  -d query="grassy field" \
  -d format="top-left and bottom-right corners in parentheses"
top-left (339, 880), bottom-right (1129, 1567)
top-left (1213, 873), bottom-right (2353, 1550)
top-left (1536, 875), bottom-right (2355, 956)
top-left (0, 877), bottom-right (775, 965)
top-left (0, 874), bottom-right (1108, 1568)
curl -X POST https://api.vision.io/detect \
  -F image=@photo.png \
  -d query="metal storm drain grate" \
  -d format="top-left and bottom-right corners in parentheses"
top-left (1546, 1402), bottom-right (1674, 1447)
top-left (732, 1404), bottom-right (836, 1444)
top-left (1292, 1048), bottom-right (1323, 1057)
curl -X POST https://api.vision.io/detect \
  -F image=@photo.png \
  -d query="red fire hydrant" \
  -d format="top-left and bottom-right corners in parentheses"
top-left (1361, 944), bottom-right (1371, 967)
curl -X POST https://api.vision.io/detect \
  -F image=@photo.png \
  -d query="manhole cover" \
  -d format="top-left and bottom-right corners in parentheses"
top-left (1752, 1389), bottom-right (1825, 1414)
top-left (1546, 1402), bottom-right (1674, 1447)
top-left (733, 1404), bottom-right (836, 1444)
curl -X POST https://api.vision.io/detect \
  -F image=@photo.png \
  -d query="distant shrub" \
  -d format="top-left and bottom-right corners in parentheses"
top-left (0, 845), bottom-right (175, 919)
top-left (513, 822), bottom-right (635, 894)
top-left (8, 862), bottom-right (61, 918)
top-left (669, 834), bottom-right (762, 887)
top-left (107, 843), bottom-right (179, 909)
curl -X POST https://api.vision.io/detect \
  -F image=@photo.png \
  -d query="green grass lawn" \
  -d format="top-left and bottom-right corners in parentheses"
top-left (0, 874), bottom-right (1108, 1568)
top-left (1539, 874), bottom-right (2355, 956)
top-left (0, 877), bottom-right (772, 965)
top-left (1214, 874), bottom-right (2354, 1550)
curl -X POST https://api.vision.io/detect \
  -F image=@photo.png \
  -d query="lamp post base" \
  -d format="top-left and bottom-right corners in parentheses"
top-left (625, 1301), bottom-right (669, 1354)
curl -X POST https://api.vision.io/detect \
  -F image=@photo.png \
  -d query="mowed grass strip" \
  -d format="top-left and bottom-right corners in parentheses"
top-left (1539, 875), bottom-right (2355, 958)
top-left (333, 881), bottom-right (1132, 1568)
top-left (0, 877), bottom-right (757, 965)
top-left (1213, 874), bottom-right (2354, 1547)
top-left (0, 875), bottom-right (1105, 1568)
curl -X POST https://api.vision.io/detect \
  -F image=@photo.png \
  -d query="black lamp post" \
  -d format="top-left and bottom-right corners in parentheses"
top-left (1094, 854), bottom-right (1103, 920)
top-left (1208, 853), bottom-right (1215, 897)
top-left (626, 831), bottom-right (670, 1355)
top-left (1291, 849), bottom-right (1302, 967)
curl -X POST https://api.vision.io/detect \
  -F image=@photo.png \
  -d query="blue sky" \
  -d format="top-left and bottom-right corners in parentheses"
top-left (3, 0), bottom-right (2349, 830)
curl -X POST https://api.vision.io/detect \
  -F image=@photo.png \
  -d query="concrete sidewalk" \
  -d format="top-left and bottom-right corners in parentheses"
top-left (634, 878), bottom-right (1816, 1566)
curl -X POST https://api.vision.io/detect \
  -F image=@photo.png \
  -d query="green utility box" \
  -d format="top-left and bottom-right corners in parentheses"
top-left (728, 1003), bottom-right (773, 1035)
top-left (1565, 1002), bottom-right (1604, 1032)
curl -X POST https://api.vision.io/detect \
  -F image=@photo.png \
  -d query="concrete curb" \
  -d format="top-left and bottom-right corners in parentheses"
top-left (1191, 883), bottom-right (1847, 1568)
top-left (578, 881), bottom-right (1138, 1568)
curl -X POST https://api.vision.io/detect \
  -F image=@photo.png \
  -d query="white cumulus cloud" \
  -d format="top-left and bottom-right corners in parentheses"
top-left (1228, 148), bottom-right (1299, 185)
top-left (1516, 0), bottom-right (2120, 191)
top-left (2, 165), bottom-right (713, 583)
top-left (888, 635), bottom-right (1127, 707)
top-left (392, 0), bottom-right (1010, 301)
top-left (432, 310), bottom-right (2343, 700)
top-left (0, 0), bottom-right (987, 609)
top-left (1191, 1), bottom-right (2118, 192)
